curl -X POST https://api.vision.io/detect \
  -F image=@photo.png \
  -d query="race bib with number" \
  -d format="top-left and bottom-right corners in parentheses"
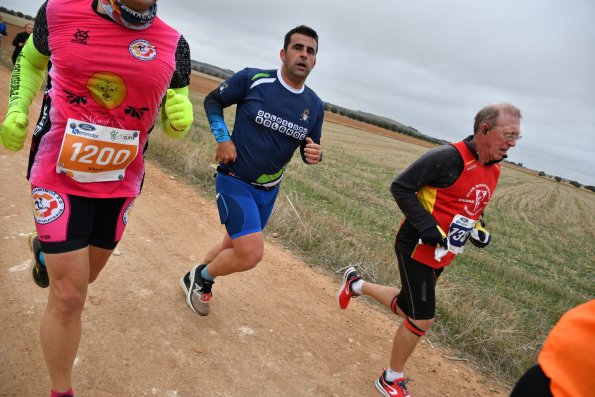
top-left (446, 214), bottom-right (476, 254)
top-left (56, 119), bottom-right (140, 183)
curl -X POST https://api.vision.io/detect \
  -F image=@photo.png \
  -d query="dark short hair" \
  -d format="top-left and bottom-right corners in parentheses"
top-left (284, 25), bottom-right (318, 53)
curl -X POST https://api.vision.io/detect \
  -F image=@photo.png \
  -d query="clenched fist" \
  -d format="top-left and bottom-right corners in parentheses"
top-left (163, 89), bottom-right (193, 138)
top-left (0, 112), bottom-right (29, 151)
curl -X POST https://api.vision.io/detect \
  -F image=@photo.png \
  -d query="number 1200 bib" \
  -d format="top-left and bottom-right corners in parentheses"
top-left (56, 119), bottom-right (140, 183)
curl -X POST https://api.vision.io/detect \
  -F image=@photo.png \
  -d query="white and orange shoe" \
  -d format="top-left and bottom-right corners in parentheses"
top-left (336, 266), bottom-right (363, 309)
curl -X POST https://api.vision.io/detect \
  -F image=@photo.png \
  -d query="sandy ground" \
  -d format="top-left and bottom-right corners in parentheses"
top-left (0, 65), bottom-right (507, 396)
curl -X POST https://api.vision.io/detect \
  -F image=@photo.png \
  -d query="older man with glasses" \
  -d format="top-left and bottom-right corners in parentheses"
top-left (337, 103), bottom-right (522, 397)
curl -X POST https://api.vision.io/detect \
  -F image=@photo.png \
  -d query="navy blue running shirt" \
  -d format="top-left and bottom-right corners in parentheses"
top-left (207, 68), bottom-right (324, 186)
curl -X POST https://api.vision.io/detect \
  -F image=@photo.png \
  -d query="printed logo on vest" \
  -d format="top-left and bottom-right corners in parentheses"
top-left (64, 89), bottom-right (88, 106)
top-left (71, 29), bottom-right (89, 45)
top-left (459, 183), bottom-right (492, 217)
top-left (32, 188), bottom-right (65, 225)
top-left (300, 108), bottom-right (310, 123)
top-left (86, 72), bottom-right (127, 109)
top-left (34, 102), bottom-right (51, 135)
top-left (255, 109), bottom-right (307, 140)
top-left (129, 39), bottom-right (156, 61)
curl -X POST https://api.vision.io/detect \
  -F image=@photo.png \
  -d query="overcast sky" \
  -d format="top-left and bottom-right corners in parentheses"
top-left (3, 0), bottom-right (594, 185)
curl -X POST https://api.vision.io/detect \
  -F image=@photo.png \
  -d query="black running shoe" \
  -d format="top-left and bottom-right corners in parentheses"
top-left (28, 232), bottom-right (49, 288)
top-left (180, 264), bottom-right (213, 316)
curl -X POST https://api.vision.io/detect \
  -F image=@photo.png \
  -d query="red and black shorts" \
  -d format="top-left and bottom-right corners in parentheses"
top-left (31, 185), bottom-right (135, 254)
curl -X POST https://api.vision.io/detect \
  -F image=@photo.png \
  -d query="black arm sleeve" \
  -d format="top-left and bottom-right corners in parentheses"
top-left (32, 1), bottom-right (50, 56)
top-left (169, 35), bottom-right (191, 89)
top-left (390, 144), bottom-right (464, 233)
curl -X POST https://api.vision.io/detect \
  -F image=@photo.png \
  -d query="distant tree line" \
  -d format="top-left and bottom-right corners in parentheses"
top-left (323, 102), bottom-right (447, 145)
top-left (538, 171), bottom-right (592, 192)
top-left (194, 59), bottom-right (592, 190)
top-left (5, 35), bottom-right (589, 189)
top-left (191, 61), bottom-right (234, 80)
top-left (192, 61), bottom-right (446, 145)
top-left (0, 7), bottom-right (35, 20)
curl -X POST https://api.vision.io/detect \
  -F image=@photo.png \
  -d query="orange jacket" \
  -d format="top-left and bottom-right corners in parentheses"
top-left (538, 299), bottom-right (595, 397)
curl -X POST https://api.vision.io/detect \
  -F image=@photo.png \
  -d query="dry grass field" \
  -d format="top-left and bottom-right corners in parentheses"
top-left (0, 66), bottom-right (508, 396)
top-left (149, 77), bottom-right (595, 383)
top-left (1, 11), bottom-right (592, 390)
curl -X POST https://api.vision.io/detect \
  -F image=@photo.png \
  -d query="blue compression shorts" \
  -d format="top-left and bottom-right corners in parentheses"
top-left (215, 172), bottom-right (279, 239)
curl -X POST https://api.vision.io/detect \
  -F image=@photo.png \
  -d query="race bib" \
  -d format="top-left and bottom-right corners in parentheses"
top-left (446, 214), bottom-right (476, 254)
top-left (56, 119), bottom-right (139, 183)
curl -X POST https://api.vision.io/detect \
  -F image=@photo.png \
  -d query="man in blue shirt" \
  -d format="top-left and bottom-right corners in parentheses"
top-left (180, 25), bottom-right (324, 316)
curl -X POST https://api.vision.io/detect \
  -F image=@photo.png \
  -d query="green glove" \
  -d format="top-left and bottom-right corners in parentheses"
top-left (1, 36), bottom-right (48, 151)
top-left (0, 112), bottom-right (29, 151)
top-left (162, 88), bottom-right (193, 138)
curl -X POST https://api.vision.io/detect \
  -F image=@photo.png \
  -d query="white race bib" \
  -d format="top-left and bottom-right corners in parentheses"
top-left (434, 214), bottom-right (476, 261)
top-left (446, 214), bottom-right (476, 254)
top-left (56, 119), bottom-right (140, 183)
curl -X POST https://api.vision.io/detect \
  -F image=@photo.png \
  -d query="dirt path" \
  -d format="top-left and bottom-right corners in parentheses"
top-left (0, 66), bottom-right (506, 396)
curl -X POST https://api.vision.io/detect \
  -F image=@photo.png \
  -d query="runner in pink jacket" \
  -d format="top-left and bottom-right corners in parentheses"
top-left (0, 0), bottom-right (193, 395)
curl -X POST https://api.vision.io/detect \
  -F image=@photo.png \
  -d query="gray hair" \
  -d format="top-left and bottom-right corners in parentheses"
top-left (474, 103), bottom-right (522, 134)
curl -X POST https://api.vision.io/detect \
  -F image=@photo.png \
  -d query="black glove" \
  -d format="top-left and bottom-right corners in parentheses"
top-left (470, 220), bottom-right (491, 248)
top-left (419, 225), bottom-right (447, 247)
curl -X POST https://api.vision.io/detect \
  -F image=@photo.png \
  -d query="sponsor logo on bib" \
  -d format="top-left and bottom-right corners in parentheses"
top-left (459, 183), bottom-right (492, 217)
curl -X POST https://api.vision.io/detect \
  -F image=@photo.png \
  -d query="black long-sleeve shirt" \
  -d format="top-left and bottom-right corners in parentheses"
top-left (390, 135), bottom-right (502, 252)
top-left (12, 31), bottom-right (31, 60)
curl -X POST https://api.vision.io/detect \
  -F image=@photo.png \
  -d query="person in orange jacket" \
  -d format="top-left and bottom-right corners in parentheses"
top-left (510, 299), bottom-right (595, 397)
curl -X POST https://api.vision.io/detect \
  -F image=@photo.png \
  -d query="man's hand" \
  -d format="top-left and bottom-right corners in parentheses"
top-left (470, 220), bottom-right (491, 248)
top-left (163, 89), bottom-right (193, 137)
top-left (419, 225), bottom-right (447, 247)
top-left (215, 141), bottom-right (237, 164)
top-left (0, 112), bottom-right (29, 151)
top-left (303, 137), bottom-right (322, 164)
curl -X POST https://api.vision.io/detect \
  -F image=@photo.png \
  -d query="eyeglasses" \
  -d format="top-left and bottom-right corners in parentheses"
top-left (490, 126), bottom-right (522, 142)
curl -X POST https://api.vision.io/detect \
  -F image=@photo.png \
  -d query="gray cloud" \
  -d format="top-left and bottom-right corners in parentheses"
top-left (5, 0), bottom-right (594, 185)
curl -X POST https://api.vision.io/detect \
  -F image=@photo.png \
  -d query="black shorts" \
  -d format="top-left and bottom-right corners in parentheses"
top-left (31, 186), bottom-right (136, 254)
top-left (394, 246), bottom-right (444, 320)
